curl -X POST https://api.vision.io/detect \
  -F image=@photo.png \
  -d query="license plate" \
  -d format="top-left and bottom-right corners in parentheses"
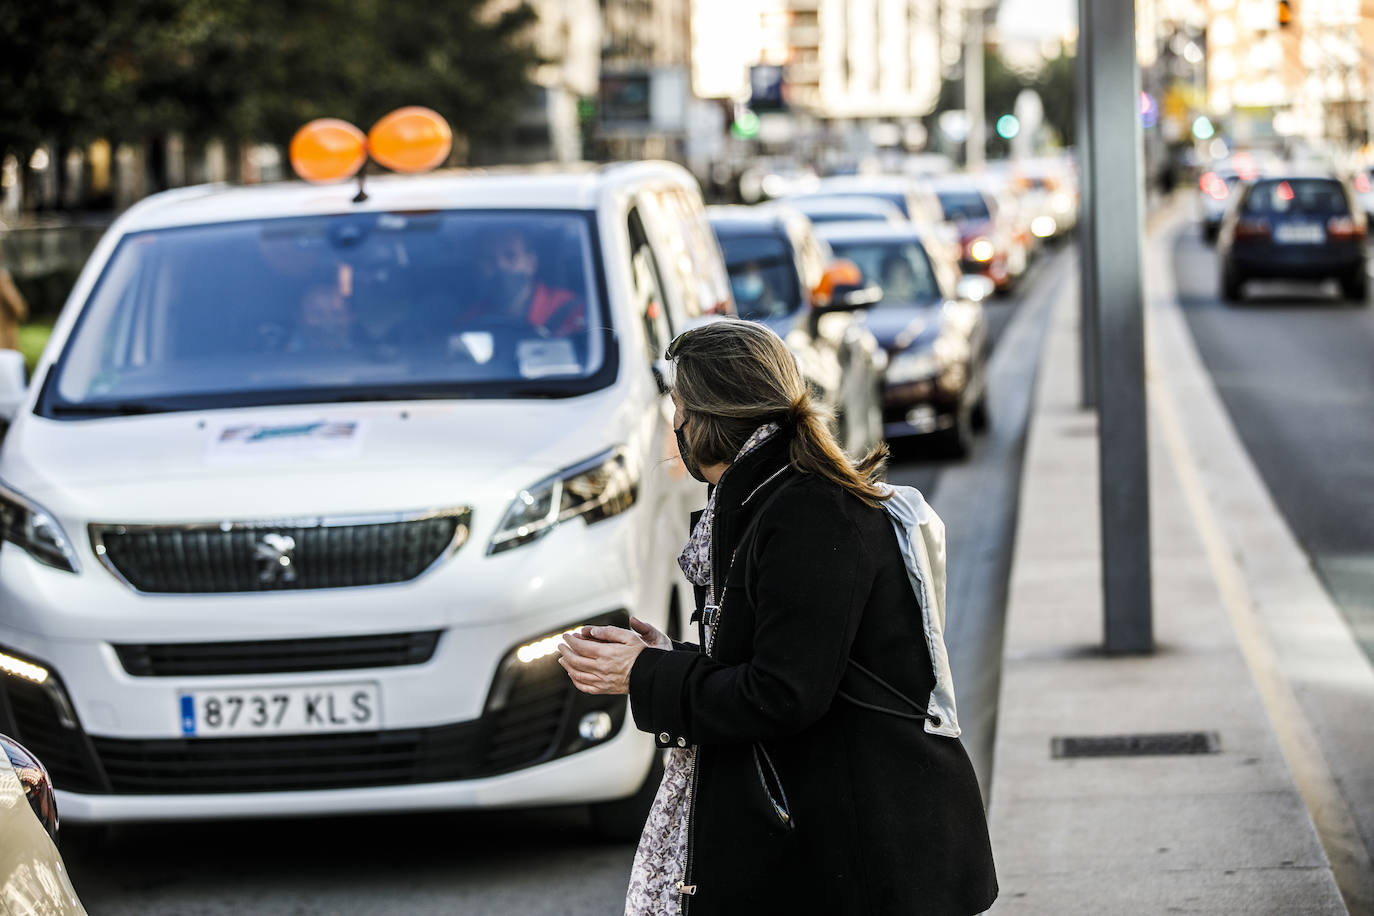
top-left (178, 683), bottom-right (380, 737)
top-left (1274, 223), bottom-right (1324, 244)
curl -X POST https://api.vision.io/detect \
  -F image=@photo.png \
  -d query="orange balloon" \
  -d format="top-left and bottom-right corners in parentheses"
top-left (289, 119), bottom-right (367, 183)
top-left (368, 107), bottom-right (452, 173)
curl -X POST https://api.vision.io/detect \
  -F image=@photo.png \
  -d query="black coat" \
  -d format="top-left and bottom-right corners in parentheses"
top-left (629, 430), bottom-right (998, 915)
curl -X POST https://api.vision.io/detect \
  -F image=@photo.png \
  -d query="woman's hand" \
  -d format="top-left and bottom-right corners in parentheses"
top-left (558, 624), bottom-right (651, 695)
top-left (628, 615), bottom-right (672, 651)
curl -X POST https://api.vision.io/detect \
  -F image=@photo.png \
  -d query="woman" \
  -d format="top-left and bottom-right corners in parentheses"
top-left (558, 320), bottom-right (997, 915)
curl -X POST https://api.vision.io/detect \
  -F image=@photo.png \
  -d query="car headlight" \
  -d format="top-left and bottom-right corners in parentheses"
top-left (886, 349), bottom-right (942, 385)
top-left (1, 735), bottom-right (59, 843)
top-left (0, 481), bottom-right (79, 573)
top-left (489, 447), bottom-right (639, 554)
top-left (968, 238), bottom-right (995, 262)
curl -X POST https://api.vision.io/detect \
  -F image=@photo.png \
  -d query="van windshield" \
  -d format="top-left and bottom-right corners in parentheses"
top-left (44, 210), bottom-right (615, 417)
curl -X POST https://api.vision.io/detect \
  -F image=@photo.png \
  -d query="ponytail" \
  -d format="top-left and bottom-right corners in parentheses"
top-left (786, 395), bottom-right (891, 508)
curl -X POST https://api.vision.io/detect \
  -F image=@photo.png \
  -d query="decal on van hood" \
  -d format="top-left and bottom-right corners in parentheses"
top-left (206, 419), bottom-right (365, 465)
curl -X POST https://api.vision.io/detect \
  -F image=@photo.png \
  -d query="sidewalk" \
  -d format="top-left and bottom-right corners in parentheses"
top-left (985, 205), bottom-right (1372, 913)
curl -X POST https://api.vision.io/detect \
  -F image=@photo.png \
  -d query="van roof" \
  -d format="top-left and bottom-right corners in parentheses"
top-left (115, 160), bottom-right (699, 232)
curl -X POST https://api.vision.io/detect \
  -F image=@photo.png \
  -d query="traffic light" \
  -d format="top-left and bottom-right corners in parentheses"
top-left (1278, 0), bottom-right (1292, 27)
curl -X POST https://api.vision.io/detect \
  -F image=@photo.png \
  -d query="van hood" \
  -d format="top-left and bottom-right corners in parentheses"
top-left (1, 393), bottom-right (639, 522)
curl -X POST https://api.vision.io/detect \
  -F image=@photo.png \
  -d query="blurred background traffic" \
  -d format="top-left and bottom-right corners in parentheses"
top-left (7, 0), bottom-right (1369, 350)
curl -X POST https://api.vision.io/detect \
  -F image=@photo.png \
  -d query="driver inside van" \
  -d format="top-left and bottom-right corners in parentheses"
top-left (476, 229), bottom-right (586, 336)
top-left (287, 282), bottom-right (355, 353)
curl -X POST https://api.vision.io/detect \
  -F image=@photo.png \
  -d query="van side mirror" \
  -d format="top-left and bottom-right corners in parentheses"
top-left (0, 350), bottom-right (27, 422)
top-left (812, 259), bottom-right (882, 311)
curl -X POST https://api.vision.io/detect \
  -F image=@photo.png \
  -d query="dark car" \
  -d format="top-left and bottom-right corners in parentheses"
top-left (814, 223), bottom-right (989, 457)
top-left (928, 178), bottom-right (1021, 291)
top-left (1218, 174), bottom-right (1368, 302)
top-left (707, 206), bottom-right (886, 456)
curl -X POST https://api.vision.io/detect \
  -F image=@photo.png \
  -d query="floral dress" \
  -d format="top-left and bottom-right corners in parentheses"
top-left (624, 424), bottom-right (779, 916)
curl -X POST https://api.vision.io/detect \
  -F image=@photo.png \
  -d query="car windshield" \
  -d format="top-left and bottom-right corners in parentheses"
top-left (716, 233), bottom-right (800, 320)
top-left (826, 240), bottom-right (941, 308)
top-left (936, 190), bottom-right (991, 222)
top-left (1242, 179), bottom-right (1349, 216)
top-left (804, 210), bottom-right (887, 224)
top-left (46, 210), bottom-right (613, 416)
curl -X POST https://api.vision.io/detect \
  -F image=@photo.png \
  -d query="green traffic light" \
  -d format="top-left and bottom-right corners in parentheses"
top-left (996, 114), bottom-right (1020, 140)
top-left (731, 110), bottom-right (761, 140)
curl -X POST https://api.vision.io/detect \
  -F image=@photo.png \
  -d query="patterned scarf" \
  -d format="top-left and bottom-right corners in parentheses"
top-left (676, 422), bottom-right (781, 589)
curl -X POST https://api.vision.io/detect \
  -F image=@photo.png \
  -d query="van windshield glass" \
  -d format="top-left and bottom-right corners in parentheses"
top-left (47, 210), bottom-right (613, 415)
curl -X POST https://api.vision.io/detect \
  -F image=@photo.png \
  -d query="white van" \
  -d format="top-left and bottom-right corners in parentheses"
top-left (0, 162), bottom-right (730, 835)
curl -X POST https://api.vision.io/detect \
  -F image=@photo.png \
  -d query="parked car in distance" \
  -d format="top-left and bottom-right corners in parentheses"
top-left (1, 733), bottom-right (85, 915)
top-left (814, 223), bottom-right (990, 457)
top-left (1009, 156), bottom-right (1080, 240)
top-left (1199, 166), bottom-right (1242, 242)
top-left (785, 175), bottom-right (962, 267)
top-left (928, 177), bottom-right (1025, 292)
top-left (1217, 173), bottom-right (1368, 303)
top-left (773, 195), bottom-right (905, 227)
top-left (0, 161), bottom-right (732, 839)
top-left (708, 206), bottom-right (886, 456)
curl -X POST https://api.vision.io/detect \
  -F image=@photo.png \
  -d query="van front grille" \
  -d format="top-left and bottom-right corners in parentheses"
top-left (114, 631), bottom-right (444, 677)
top-left (90, 509), bottom-right (470, 593)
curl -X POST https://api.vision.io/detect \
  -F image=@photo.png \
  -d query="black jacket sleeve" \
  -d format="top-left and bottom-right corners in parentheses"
top-left (629, 487), bottom-right (874, 747)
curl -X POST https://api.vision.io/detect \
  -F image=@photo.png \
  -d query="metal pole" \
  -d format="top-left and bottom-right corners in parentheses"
top-left (1081, 0), bottom-right (1153, 653)
top-left (1075, 15), bottom-right (1098, 410)
top-left (964, 4), bottom-right (985, 171)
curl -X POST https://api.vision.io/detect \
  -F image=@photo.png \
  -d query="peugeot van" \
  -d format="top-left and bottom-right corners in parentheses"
top-left (0, 162), bottom-right (730, 837)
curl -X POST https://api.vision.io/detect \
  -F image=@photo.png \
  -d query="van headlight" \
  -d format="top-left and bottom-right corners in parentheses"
top-left (489, 447), bottom-right (639, 555)
top-left (0, 482), bottom-right (79, 573)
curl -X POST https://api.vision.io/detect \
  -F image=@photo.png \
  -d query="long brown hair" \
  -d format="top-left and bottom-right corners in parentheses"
top-left (667, 319), bottom-right (890, 506)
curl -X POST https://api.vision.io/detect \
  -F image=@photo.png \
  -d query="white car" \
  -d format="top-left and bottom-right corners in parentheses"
top-left (0, 162), bottom-right (730, 836)
top-left (1, 734), bottom-right (84, 914)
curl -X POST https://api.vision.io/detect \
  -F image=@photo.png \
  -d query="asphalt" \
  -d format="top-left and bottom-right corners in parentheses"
top-left (1172, 225), bottom-right (1374, 665)
top-left (888, 247), bottom-right (1070, 800)
top-left (986, 199), bottom-right (1371, 914)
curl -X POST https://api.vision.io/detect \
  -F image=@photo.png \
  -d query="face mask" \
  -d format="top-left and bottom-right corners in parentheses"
top-left (733, 273), bottom-right (765, 302)
top-left (494, 267), bottom-right (534, 306)
top-left (674, 422), bottom-right (708, 483)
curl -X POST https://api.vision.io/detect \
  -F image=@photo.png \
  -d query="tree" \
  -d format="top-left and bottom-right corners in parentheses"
top-left (930, 46), bottom-right (1077, 160)
top-left (0, 0), bottom-right (541, 175)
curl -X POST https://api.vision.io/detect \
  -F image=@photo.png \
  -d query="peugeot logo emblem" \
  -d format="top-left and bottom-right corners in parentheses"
top-left (254, 532), bottom-right (299, 585)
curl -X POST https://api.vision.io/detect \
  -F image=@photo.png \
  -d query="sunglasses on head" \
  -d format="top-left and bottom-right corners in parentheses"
top-left (665, 328), bottom-right (695, 361)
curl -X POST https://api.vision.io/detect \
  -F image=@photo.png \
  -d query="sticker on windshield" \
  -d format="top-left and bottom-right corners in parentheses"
top-left (516, 340), bottom-right (581, 379)
top-left (206, 419), bottom-right (365, 465)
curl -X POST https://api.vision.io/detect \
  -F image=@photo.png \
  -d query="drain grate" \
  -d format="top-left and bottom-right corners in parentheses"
top-left (1051, 731), bottom-right (1220, 758)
